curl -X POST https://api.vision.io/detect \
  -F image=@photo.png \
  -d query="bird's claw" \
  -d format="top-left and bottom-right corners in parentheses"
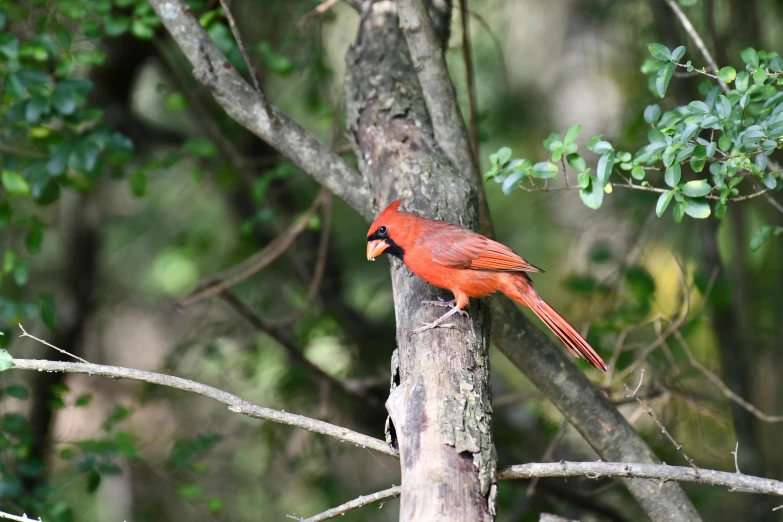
top-left (421, 299), bottom-right (468, 317)
top-left (412, 322), bottom-right (455, 333)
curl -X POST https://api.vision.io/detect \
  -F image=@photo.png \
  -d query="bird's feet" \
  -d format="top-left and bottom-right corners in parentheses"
top-left (421, 298), bottom-right (469, 316)
top-left (412, 299), bottom-right (469, 333)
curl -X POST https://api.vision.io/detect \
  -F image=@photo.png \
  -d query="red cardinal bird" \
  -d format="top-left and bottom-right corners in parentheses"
top-left (366, 199), bottom-right (607, 371)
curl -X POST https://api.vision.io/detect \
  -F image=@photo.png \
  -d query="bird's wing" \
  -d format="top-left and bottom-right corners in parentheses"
top-left (427, 227), bottom-right (543, 273)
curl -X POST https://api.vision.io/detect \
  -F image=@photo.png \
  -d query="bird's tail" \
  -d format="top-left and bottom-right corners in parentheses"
top-left (508, 276), bottom-right (608, 371)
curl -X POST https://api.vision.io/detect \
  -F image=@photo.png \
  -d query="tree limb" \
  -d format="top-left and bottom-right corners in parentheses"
top-left (498, 461), bottom-right (783, 497)
top-left (7, 358), bottom-right (397, 458)
top-left (148, 0), bottom-right (373, 220)
top-left (396, 0), bottom-right (478, 179)
top-left (289, 486), bottom-right (401, 522)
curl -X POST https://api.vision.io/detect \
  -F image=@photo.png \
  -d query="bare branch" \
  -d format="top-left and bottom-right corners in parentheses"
top-left (178, 189), bottom-right (329, 307)
top-left (7, 358), bottom-right (398, 458)
top-left (498, 461), bottom-right (783, 496)
top-left (675, 330), bottom-right (783, 423)
top-left (458, 0), bottom-right (479, 163)
top-left (396, 0), bottom-right (478, 179)
top-left (0, 511), bottom-right (44, 522)
top-left (218, 290), bottom-right (382, 408)
top-left (298, 0), bottom-right (340, 27)
top-left (289, 486), bottom-right (401, 522)
top-left (662, 0), bottom-right (729, 94)
top-left (18, 324), bottom-right (88, 364)
top-left (732, 442), bottom-right (741, 474)
top-left (215, 0), bottom-right (273, 120)
top-left (624, 372), bottom-right (697, 468)
top-left (148, 0), bottom-right (373, 220)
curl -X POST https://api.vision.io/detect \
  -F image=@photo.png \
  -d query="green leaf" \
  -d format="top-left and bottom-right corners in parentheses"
top-left (577, 172), bottom-right (590, 189)
top-left (625, 266), bottom-right (656, 303)
top-left (501, 172), bottom-right (525, 194)
top-left (39, 294), bottom-right (57, 331)
top-left (683, 198), bottom-right (711, 218)
top-left (644, 104), bottom-right (661, 124)
top-left (740, 47), bottom-right (759, 68)
top-left (543, 133), bottom-right (561, 150)
top-left (592, 141), bottom-right (613, 154)
top-left (75, 393), bottom-right (93, 407)
top-left (0, 34), bottom-right (19, 59)
top-left (673, 202), bottom-right (685, 223)
top-left (716, 95), bottom-right (731, 119)
top-left (183, 138), bottom-right (217, 158)
top-left (579, 177), bottom-right (604, 209)
top-left (257, 42), bottom-right (295, 76)
top-left (566, 153), bottom-right (586, 173)
top-left (596, 151), bottom-right (614, 186)
top-left (664, 163), bottom-right (681, 187)
top-left (5, 385), bottom-right (28, 400)
top-left (586, 135), bottom-right (603, 150)
top-left (763, 173), bottom-right (777, 189)
top-left (131, 20), bottom-right (155, 39)
top-left (647, 43), bottom-right (672, 61)
top-left (656, 190), bottom-right (674, 217)
top-left (87, 470), bottom-right (101, 493)
top-left (750, 225), bottom-right (772, 251)
top-left (177, 483), bottom-right (203, 500)
top-left (531, 162), bottom-right (558, 179)
top-left (631, 165), bottom-right (645, 180)
top-left (129, 170), bottom-right (147, 197)
top-left (671, 45), bottom-right (686, 62)
top-left (496, 147), bottom-right (512, 165)
top-left (655, 62), bottom-right (675, 98)
top-left (103, 15), bottom-right (130, 37)
top-left (690, 154), bottom-right (706, 173)
top-left (701, 115), bottom-right (720, 129)
top-left (687, 100), bottom-right (709, 114)
top-left (1, 171), bottom-right (31, 196)
top-left (0, 350), bottom-right (14, 372)
top-left (563, 124), bottom-right (581, 145)
top-left (681, 179), bottom-right (711, 197)
top-left (735, 71), bottom-right (749, 93)
top-left (717, 66), bottom-right (737, 83)
top-left (26, 228), bottom-right (43, 255)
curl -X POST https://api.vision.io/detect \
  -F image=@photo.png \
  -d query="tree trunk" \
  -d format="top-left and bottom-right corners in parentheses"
top-left (345, 2), bottom-right (496, 521)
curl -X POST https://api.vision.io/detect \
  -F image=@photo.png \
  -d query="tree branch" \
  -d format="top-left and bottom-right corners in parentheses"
top-left (177, 188), bottom-right (329, 307)
top-left (662, 0), bottom-right (729, 94)
top-left (490, 297), bottom-right (702, 522)
top-left (498, 461), bottom-right (783, 497)
top-left (148, 0), bottom-right (373, 220)
top-left (396, 0), bottom-right (478, 179)
top-left (289, 486), bottom-right (401, 522)
top-left (215, 0), bottom-right (273, 120)
top-left (6, 358), bottom-right (397, 458)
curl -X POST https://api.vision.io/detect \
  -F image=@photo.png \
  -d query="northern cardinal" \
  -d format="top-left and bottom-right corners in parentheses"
top-left (366, 199), bottom-right (607, 371)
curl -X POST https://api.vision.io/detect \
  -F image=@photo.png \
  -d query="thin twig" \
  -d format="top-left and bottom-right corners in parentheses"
top-left (298, 0), bottom-right (340, 27)
top-left (216, 0), bottom-right (274, 120)
top-left (218, 290), bottom-right (381, 408)
top-left (732, 442), bottom-right (741, 474)
top-left (288, 486), bottom-right (401, 522)
top-left (624, 372), bottom-right (697, 469)
top-left (8, 358), bottom-right (398, 457)
top-left (0, 512), bottom-right (43, 522)
top-left (526, 421), bottom-right (568, 498)
top-left (674, 330), bottom-right (783, 423)
top-left (662, 0), bottom-right (728, 94)
top-left (18, 324), bottom-right (88, 364)
top-left (266, 195), bottom-right (332, 327)
top-left (178, 189), bottom-right (329, 307)
top-left (498, 461), bottom-right (783, 496)
top-left (458, 0), bottom-right (479, 164)
top-left (465, 8), bottom-right (509, 92)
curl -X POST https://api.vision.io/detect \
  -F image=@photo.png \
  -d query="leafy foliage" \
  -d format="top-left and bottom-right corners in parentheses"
top-left (486, 43), bottom-right (783, 248)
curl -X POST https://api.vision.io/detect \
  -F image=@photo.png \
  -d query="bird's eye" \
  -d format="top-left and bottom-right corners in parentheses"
top-left (377, 226), bottom-right (388, 236)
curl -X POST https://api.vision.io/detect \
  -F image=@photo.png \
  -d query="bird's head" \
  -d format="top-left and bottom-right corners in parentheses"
top-left (366, 199), bottom-right (410, 261)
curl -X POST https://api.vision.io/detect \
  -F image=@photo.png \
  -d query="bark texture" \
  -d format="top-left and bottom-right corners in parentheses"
top-left (345, 2), bottom-right (496, 520)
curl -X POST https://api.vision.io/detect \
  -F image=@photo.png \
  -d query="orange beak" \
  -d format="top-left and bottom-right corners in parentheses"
top-left (366, 239), bottom-right (389, 261)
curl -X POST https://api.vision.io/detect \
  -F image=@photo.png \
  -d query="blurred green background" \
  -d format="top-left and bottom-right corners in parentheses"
top-left (1, 0), bottom-right (782, 520)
